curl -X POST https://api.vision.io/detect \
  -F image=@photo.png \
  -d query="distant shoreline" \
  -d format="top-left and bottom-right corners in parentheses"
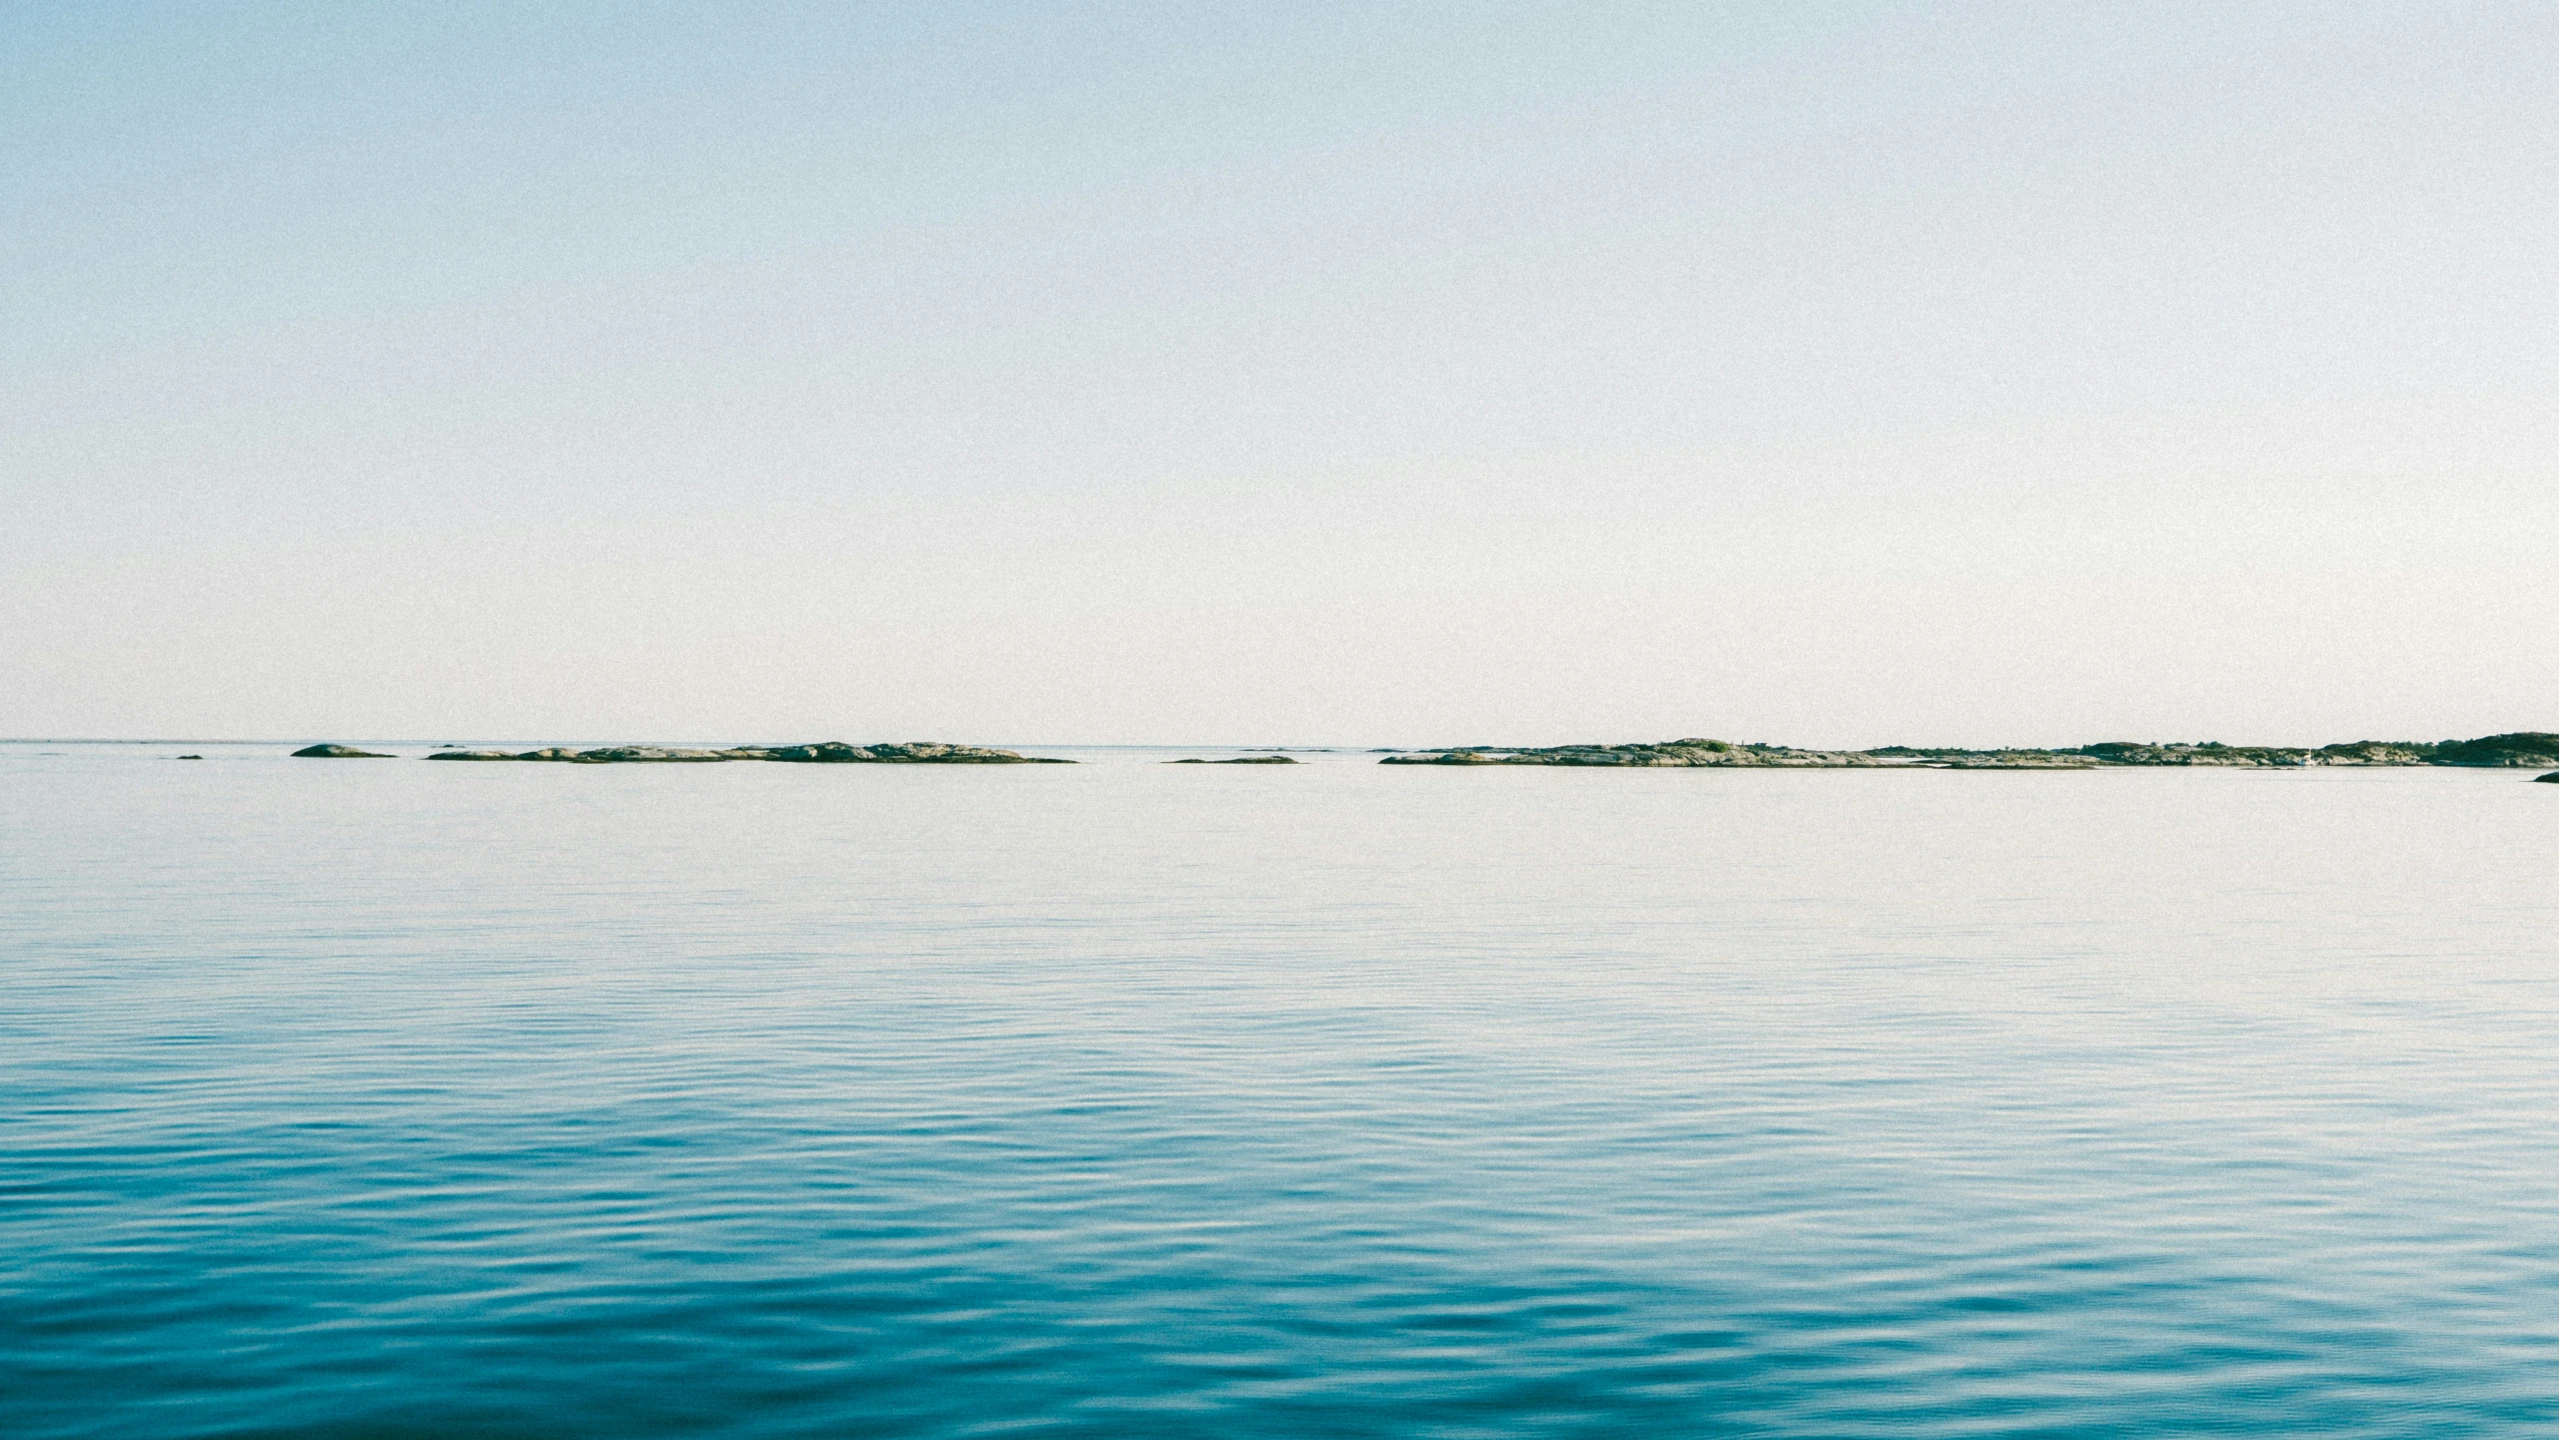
top-left (257, 731), bottom-right (2559, 769)
top-left (1378, 734), bottom-right (2559, 769)
top-left (11, 733), bottom-right (2557, 771)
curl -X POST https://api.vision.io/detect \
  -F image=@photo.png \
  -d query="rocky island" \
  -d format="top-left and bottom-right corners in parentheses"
top-left (421, 742), bottom-right (1068, 764)
top-left (1381, 733), bottom-right (2559, 769)
top-left (1382, 739), bottom-right (1885, 768)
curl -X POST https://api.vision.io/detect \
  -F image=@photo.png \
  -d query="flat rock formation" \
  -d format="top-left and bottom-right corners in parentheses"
top-left (2536, 771), bottom-right (2559, 784)
top-left (758, 742), bottom-right (1069, 764)
top-left (1170, 756), bottom-right (1298, 764)
top-left (292, 744), bottom-right (394, 758)
top-left (1386, 733), bottom-right (2559, 769)
top-left (2076, 741), bottom-right (2433, 767)
top-left (1382, 740), bottom-right (1883, 767)
top-left (2064, 736), bottom-right (2559, 767)
top-left (425, 742), bottom-right (1067, 764)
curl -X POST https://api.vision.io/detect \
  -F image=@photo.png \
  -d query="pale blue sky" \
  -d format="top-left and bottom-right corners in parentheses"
top-left (6, 2), bottom-right (2553, 744)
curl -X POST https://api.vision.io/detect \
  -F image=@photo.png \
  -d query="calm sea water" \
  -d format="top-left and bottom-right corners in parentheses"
top-left (5, 743), bottom-right (2557, 1438)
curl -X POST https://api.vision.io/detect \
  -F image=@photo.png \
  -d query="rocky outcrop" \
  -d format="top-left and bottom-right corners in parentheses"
top-left (753, 742), bottom-right (1065, 763)
top-left (2535, 771), bottom-right (2559, 784)
top-left (2067, 740), bottom-right (2444, 766)
top-left (292, 744), bottom-right (394, 758)
top-left (1382, 740), bottom-right (1882, 767)
top-left (424, 742), bottom-right (1068, 764)
top-left (2305, 741), bottom-right (2440, 765)
top-left (1170, 756), bottom-right (1298, 764)
top-left (2070, 737), bottom-right (2557, 767)
top-left (2078, 742), bottom-right (2326, 767)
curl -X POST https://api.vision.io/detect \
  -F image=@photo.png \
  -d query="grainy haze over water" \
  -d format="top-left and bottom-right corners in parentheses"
top-left (7, 745), bottom-right (2556, 1436)
top-left (7, 3), bottom-right (2557, 743)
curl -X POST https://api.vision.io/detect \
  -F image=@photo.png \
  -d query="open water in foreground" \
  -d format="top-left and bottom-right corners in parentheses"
top-left (5, 743), bottom-right (2557, 1438)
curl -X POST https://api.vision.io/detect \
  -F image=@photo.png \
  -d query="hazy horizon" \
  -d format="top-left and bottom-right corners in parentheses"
top-left (6, 726), bottom-right (2551, 755)
top-left (8, 4), bottom-right (2554, 747)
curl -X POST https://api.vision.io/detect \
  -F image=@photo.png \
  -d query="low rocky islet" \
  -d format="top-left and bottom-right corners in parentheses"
top-left (419, 742), bottom-right (1067, 764)
top-left (1379, 733), bottom-right (2559, 770)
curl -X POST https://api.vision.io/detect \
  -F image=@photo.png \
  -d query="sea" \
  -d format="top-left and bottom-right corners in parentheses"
top-left (5, 741), bottom-right (2556, 1438)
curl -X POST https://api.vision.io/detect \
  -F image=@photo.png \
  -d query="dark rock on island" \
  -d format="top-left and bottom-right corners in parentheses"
top-left (2431, 733), bottom-right (2559, 767)
top-left (424, 742), bottom-right (1069, 764)
top-left (1170, 756), bottom-right (1299, 764)
top-left (292, 744), bottom-right (394, 758)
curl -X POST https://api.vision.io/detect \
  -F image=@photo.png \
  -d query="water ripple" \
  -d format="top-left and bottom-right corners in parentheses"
top-left (4, 749), bottom-right (2557, 1435)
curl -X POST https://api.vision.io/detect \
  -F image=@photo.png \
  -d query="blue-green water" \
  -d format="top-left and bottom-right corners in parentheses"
top-left (5, 744), bottom-right (2556, 1437)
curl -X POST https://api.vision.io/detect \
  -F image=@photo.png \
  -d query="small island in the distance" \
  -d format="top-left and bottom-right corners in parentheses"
top-left (294, 742), bottom-right (1068, 764)
top-left (1381, 733), bottom-right (2559, 769)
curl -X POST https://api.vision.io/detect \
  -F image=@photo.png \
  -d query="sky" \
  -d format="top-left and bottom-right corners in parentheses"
top-left (4, 1), bottom-right (2554, 746)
